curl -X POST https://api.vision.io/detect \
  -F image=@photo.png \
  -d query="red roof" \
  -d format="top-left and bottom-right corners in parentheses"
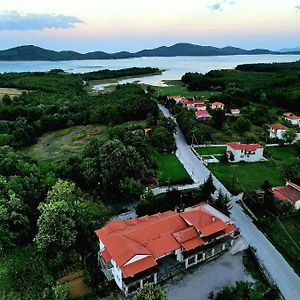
top-left (269, 123), bottom-right (288, 130)
top-left (101, 249), bottom-right (112, 263)
top-left (227, 142), bottom-right (263, 151)
top-left (286, 115), bottom-right (300, 120)
top-left (182, 237), bottom-right (205, 251)
top-left (211, 102), bottom-right (224, 106)
top-left (273, 182), bottom-right (300, 204)
top-left (122, 256), bottom-right (157, 278)
top-left (195, 110), bottom-right (211, 116)
top-left (95, 204), bottom-right (236, 278)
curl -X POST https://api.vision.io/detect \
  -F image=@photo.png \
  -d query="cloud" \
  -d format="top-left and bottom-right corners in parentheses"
top-left (0, 11), bottom-right (84, 31)
top-left (208, 3), bottom-right (223, 11)
top-left (208, 0), bottom-right (237, 12)
top-left (296, 5), bottom-right (300, 12)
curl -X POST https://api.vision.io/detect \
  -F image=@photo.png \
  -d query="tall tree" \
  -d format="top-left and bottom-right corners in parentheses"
top-left (133, 284), bottom-right (167, 300)
top-left (201, 173), bottom-right (216, 200)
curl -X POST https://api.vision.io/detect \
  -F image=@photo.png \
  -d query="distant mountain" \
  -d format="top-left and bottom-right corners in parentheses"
top-left (279, 47), bottom-right (300, 53)
top-left (0, 43), bottom-right (290, 61)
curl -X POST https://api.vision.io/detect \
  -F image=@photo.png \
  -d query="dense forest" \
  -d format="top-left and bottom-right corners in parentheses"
top-left (0, 68), bottom-right (159, 147)
top-left (181, 60), bottom-right (300, 111)
top-left (0, 68), bottom-right (177, 299)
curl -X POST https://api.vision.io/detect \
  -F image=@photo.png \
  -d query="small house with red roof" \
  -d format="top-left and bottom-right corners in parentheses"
top-left (226, 142), bottom-right (264, 163)
top-left (230, 109), bottom-right (240, 116)
top-left (272, 182), bottom-right (300, 209)
top-left (268, 123), bottom-right (288, 140)
top-left (211, 102), bottom-right (225, 110)
top-left (95, 203), bottom-right (237, 296)
top-left (195, 110), bottom-right (212, 121)
top-left (284, 114), bottom-right (300, 127)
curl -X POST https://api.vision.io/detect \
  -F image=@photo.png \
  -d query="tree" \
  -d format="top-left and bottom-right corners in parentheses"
top-left (0, 179), bottom-right (31, 248)
top-left (2, 94), bottom-right (12, 105)
top-left (280, 158), bottom-right (300, 184)
top-left (283, 128), bottom-right (296, 143)
top-left (260, 180), bottom-right (275, 212)
top-left (133, 284), bottom-right (167, 300)
top-left (35, 198), bottom-right (77, 257)
top-left (200, 174), bottom-right (216, 200)
top-left (34, 180), bottom-right (111, 264)
top-left (213, 191), bottom-right (232, 216)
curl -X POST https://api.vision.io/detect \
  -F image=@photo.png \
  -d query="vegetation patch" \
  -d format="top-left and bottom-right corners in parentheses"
top-left (209, 161), bottom-right (284, 193)
top-left (153, 84), bottom-right (217, 98)
top-left (261, 216), bottom-right (300, 276)
top-left (195, 146), bottom-right (226, 156)
top-left (155, 153), bottom-right (192, 185)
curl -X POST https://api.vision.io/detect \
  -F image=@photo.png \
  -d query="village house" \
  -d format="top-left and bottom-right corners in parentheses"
top-left (230, 109), bottom-right (240, 116)
top-left (226, 142), bottom-right (264, 163)
top-left (268, 123), bottom-right (288, 140)
top-left (195, 110), bottom-right (212, 121)
top-left (166, 95), bottom-right (183, 104)
top-left (284, 114), bottom-right (300, 127)
top-left (272, 182), bottom-right (300, 209)
top-left (211, 102), bottom-right (225, 110)
top-left (95, 203), bottom-right (237, 296)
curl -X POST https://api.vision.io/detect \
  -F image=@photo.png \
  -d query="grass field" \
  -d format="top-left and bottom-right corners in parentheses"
top-left (23, 121), bottom-right (145, 161)
top-left (195, 146), bottom-right (226, 156)
top-left (208, 145), bottom-right (298, 193)
top-left (0, 87), bottom-right (24, 99)
top-left (155, 153), bottom-right (192, 185)
top-left (263, 216), bottom-right (300, 275)
top-left (153, 84), bottom-right (218, 98)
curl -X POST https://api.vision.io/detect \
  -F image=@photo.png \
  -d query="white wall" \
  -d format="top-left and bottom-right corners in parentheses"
top-left (111, 259), bottom-right (123, 290)
top-left (228, 146), bottom-right (263, 163)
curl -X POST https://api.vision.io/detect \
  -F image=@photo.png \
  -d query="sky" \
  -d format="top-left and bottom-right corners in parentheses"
top-left (0, 0), bottom-right (300, 52)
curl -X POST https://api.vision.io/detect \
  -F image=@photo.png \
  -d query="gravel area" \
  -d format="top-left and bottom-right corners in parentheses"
top-left (163, 251), bottom-right (253, 300)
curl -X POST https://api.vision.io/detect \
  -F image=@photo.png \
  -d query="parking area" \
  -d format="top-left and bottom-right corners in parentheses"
top-left (163, 250), bottom-right (253, 300)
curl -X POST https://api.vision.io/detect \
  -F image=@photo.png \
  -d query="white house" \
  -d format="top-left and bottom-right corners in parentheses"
top-left (230, 109), bottom-right (240, 116)
top-left (284, 114), bottom-right (300, 127)
top-left (268, 123), bottom-right (288, 140)
top-left (211, 102), bottom-right (225, 110)
top-left (226, 142), bottom-right (264, 163)
top-left (273, 182), bottom-right (300, 209)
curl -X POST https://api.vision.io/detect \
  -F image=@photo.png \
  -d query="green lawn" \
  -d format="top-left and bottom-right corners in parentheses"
top-left (155, 153), bottom-right (192, 185)
top-left (262, 216), bottom-right (300, 275)
top-left (266, 146), bottom-right (299, 161)
top-left (208, 145), bottom-right (298, 193)
top-left (151, 82), bottom-right (219, 98)
top-left (195, 146), bottom-right (226, 156)
top-left (209, 161), bottom-right (284, 192)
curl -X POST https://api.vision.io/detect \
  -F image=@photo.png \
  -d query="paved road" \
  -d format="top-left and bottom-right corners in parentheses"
top-left (159, 104), bottom-right (300, 300)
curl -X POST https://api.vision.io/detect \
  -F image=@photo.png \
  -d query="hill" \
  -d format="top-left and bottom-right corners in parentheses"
top-left (0, 43), bottom-right (286, 61)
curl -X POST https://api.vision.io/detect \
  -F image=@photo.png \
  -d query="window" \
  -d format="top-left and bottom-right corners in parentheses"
top-left (187, 256), bottom-right (196, 265)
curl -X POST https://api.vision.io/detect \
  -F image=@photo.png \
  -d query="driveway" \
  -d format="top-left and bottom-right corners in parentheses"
top-left (159, 104), bottom-right (300, 299)
top-left (163, 251), bottom-right (253, 300)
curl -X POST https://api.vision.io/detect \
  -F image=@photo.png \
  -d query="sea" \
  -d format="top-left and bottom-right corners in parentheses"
top-left (0, 55), bottom-right (299, 89)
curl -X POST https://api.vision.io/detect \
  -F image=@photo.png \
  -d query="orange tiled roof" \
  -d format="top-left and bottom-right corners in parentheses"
top-left (122, 256), bottom-right (157, 278)
top-left (269, 123), bottom-right (288, 130)
top-left (95, 204), bottom-right (236, 278)
top-left (182, 237), bottom-right (205, 251)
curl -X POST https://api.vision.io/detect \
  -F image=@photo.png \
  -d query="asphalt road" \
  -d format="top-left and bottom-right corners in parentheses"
top-left (159, 104), bottom-right (300, 300)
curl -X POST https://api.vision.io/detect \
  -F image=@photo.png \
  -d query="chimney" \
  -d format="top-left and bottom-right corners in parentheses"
top-left (211, 216), bottom-right (216, 222)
